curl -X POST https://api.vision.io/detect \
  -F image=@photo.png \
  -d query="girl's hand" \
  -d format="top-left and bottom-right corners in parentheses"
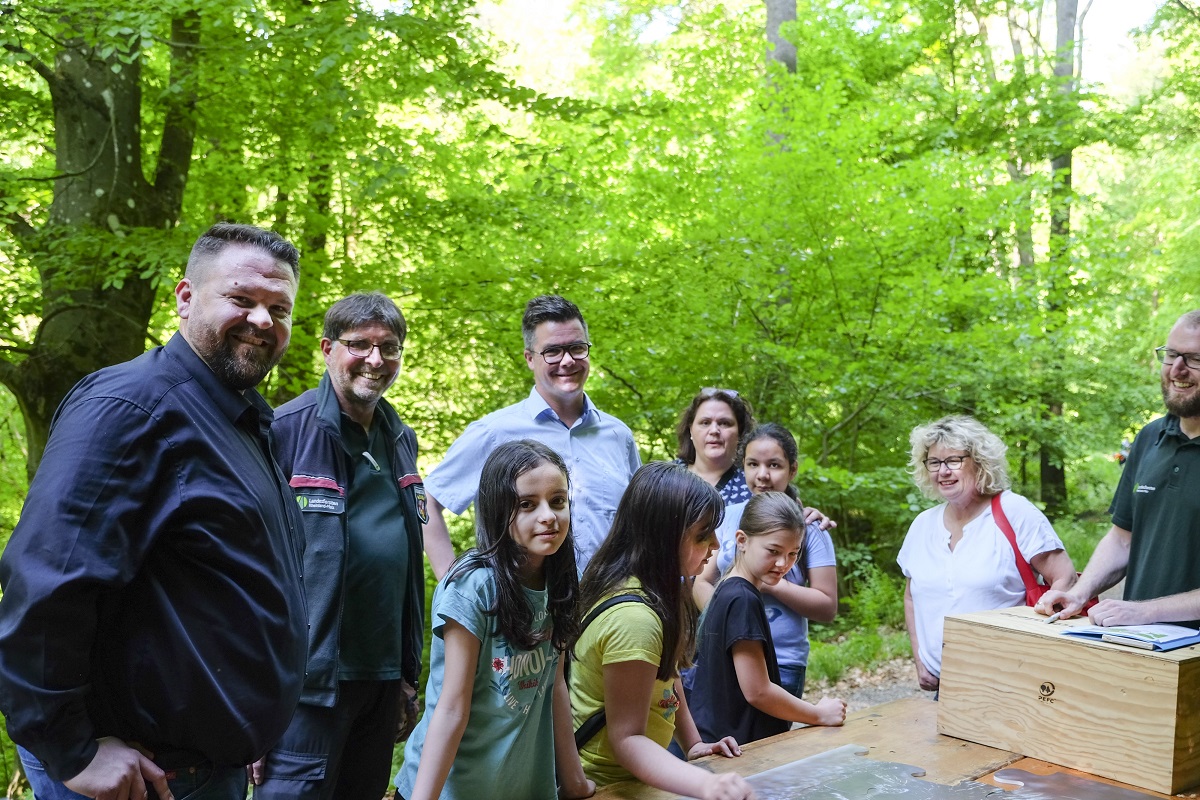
top-left (813, 697), bottom-right (847, 726)
top-left (803, 506), bottom-right (837, 530)
top-left (687, 736), bottom-right (743, 760)
top-left (559, 778), bottom-right (596, 799)
top-left (701, 771), bottom-right (756, 800)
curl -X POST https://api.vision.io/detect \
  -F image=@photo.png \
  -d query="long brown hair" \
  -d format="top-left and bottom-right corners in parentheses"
top-left (447, 440), bottom-right (579, 651)
top-left (575, 462), bottom-right (723, 680)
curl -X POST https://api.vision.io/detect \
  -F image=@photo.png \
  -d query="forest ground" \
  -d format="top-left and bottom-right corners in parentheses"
top-left (809, 656), bottom-right (926, 712)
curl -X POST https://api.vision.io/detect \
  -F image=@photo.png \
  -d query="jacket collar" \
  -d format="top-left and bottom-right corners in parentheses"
top-left (313, 372), bottom-right (403, 441)
top-left (165, 332), bottom-right (271, 430)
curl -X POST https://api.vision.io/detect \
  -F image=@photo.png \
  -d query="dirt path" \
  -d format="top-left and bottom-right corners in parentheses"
top-left (808, 656), bottom-right (928, 712)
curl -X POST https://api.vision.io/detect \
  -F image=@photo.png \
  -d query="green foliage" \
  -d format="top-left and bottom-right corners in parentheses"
top-left (842, 566), bottom-right (906, 631)
top-left (0, 0), bottom-right (1195, 749)
top-left (807, 629), bottom-right (911, 685)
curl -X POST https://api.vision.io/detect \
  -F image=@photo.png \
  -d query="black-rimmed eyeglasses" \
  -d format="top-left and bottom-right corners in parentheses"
top-left (1155, 346), bottom-right (1200, 370)
top-left (533, 342), bottom-right (591, 364)
top-left (337, 339), bottom-right (404, 362)
top-left (923, 455), bottom-right (971, 472)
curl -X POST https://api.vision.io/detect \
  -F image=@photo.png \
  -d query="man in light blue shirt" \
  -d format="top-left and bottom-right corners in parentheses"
top-left (423, 295), bottom-right (641, 575)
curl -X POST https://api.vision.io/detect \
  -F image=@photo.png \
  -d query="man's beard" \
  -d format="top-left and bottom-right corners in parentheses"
top-left (197, 325), bottom-right (285, 391)
top-left (1162, 374), bottom-right (1200, 418)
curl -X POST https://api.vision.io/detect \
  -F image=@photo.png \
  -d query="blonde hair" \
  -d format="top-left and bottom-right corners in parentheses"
top-left (908, 415), bottom-right (1011, 500)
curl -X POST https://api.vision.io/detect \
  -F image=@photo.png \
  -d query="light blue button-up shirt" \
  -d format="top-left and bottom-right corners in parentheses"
top-left (425, 388), bottom-right (642, 570)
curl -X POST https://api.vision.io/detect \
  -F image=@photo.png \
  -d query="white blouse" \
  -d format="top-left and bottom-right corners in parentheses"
top-left (897, 490), bottom-right (1064, 677)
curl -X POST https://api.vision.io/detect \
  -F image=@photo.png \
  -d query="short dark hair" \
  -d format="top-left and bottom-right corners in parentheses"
top-left (322, 293), bottom-right (407, 343)
top-left (675, 389), bottom-right (755, 464)
top-left (522, 295), bottom-right (587, 349)
top-left (187, 222), bottom-right (300, 280)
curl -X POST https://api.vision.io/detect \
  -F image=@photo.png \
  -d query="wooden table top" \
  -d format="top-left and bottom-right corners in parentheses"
top-left (592, 696), bottom-right (1198, 799)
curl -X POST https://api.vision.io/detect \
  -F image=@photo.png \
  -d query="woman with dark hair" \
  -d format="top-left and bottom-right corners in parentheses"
top-left (899, 415), bottom-right (1077, 693)
top-left (570, 463), bottom-right (752, 800)
top-left (675, 388), bottom-right (755, 504)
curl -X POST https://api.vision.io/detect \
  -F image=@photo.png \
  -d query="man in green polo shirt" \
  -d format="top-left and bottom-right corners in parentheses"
top-left (1038, 309), bottom-right (1200, 629)
top-left (253, 293), bottom-right (429, 800)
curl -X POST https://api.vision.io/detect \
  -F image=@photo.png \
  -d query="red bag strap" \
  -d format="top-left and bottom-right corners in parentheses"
top-left (990, 493), bottom-right (1040, 596)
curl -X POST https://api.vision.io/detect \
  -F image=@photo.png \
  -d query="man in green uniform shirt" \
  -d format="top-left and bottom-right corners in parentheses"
top-left (1039, 309), bottom-right (1200, 628)
top-left (253, 293), bottom-right (429, 800)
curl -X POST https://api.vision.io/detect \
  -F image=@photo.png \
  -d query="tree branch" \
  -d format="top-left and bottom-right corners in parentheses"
top-left (1170, 0), bottom-right (1200, 22)
top-left (9, 122), bottom-right (112, 183)
top-left (2, 41), bottom-right (57, 88)
top-left (598, 365), bottom-right (644, 402)
top-left (0, 353), bottom-right (23, 397)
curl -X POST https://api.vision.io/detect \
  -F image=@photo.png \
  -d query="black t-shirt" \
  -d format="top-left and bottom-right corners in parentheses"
top-left (690, 577), bottom-right (790, 745)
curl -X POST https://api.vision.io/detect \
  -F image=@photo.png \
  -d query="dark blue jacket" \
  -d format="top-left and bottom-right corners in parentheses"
top-left (0, 334), bottom-right (308, 781)
top-left (273, 374), bottom-right (425, 704)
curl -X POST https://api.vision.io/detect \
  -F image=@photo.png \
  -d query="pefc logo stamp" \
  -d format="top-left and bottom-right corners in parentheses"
top-left (1038, 681), bottom-right (1056, 704)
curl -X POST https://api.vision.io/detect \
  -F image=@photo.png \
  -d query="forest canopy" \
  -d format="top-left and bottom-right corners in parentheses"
top-left (1, 0), bottom-right (1197, 574)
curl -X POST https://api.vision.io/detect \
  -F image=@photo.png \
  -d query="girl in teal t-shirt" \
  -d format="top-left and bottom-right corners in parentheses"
top-left (396, 440), bottom-right (593, 800)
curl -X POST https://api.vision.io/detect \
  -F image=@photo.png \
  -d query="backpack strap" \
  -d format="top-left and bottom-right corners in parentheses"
top-left (573, 593), bottom-right (655, 750)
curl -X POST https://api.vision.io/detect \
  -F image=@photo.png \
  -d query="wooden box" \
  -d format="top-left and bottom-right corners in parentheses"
top-left (937, 607), bottom-right (1200, 795)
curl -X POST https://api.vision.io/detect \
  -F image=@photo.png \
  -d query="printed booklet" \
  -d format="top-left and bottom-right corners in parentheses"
top-left (1061, 623), bottom-right (1200, 651)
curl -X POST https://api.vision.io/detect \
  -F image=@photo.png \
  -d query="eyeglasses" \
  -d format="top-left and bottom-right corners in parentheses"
top-left (1155, 347), bottom-right (1200, 370)
top-left (700, 387), bottom-right (739, 398)
top-left (337, 339), bottom-right (404, 361)
top-left (923, 455), bottom-right (971, 472)
top-left (534, 342), bottom-right (591, 364)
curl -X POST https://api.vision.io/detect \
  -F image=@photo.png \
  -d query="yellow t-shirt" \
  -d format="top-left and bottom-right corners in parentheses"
top-left (571, 580), bottom-right (679, 786)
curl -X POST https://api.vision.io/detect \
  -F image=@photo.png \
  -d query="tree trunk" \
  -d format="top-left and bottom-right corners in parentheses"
top-left (0, 12), bottom-right (200, 478)
top-left (765, 0), bottom-right (797, 73)
top-left (262, 160), bottom-right (334, 407)
top-left (1039, 0), bottom-right (1078, 515)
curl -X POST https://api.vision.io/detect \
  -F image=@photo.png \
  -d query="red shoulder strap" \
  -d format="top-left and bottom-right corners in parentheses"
top-left (991, 493), bottom-right (1040, 595)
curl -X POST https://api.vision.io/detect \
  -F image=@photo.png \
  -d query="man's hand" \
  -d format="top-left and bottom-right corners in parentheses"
top-left (915, 659), bottom-right (939, 692)
top-left (64, 737), bottom-right (173, 800)
top-left (1087, 598), bottom-right (1156, 627)
top-left (396, 679), bottom-right (421, 742)
top-left (248, 757), bottom-right (266, 786)
top-left (1034, 589), bottom-right (1086, 621)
